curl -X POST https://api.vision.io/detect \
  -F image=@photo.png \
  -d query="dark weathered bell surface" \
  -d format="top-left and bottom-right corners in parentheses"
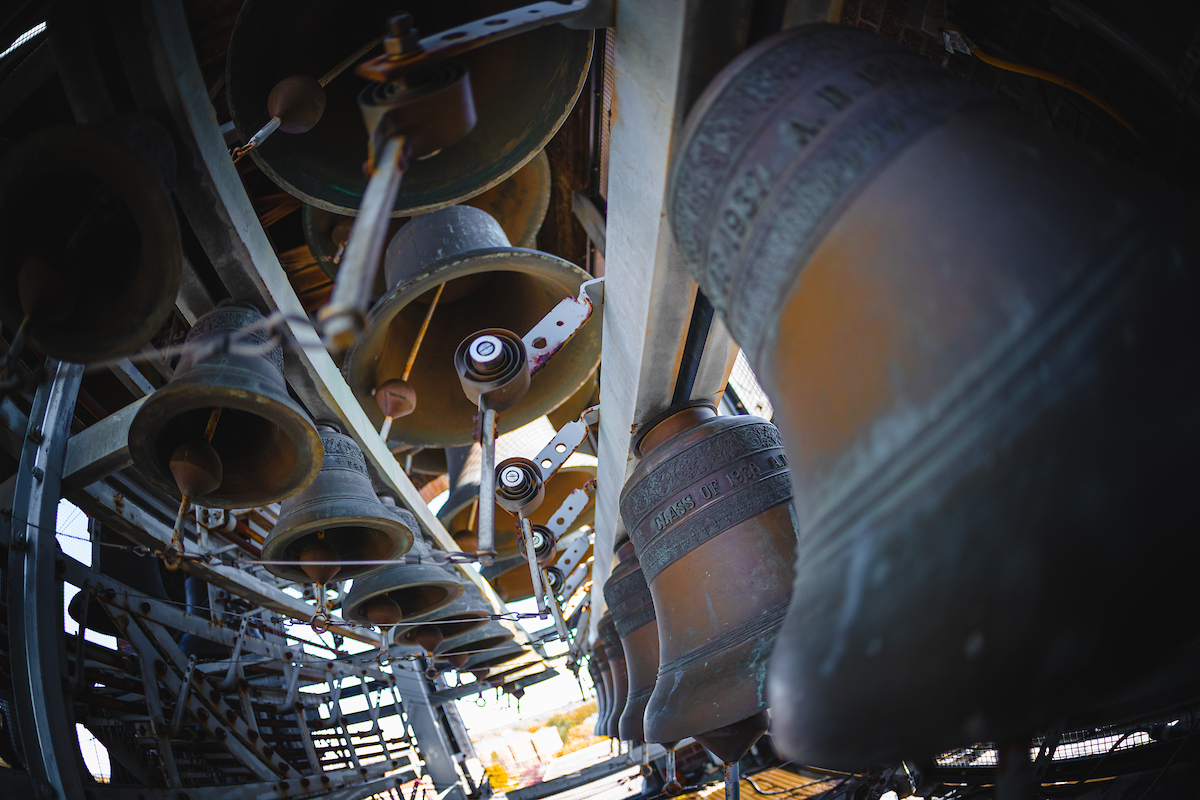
top-left (620, 402), bottom-right (796, 761)
top-left (598, 612), bottom-right (627, 740)
top-left (593, 645), bottom-right (615, 739)
top-left (461, 641), bottom-right (527, 674)
top-left (440, 418), bottom-right (597, 559)
top-left (667, 23), bottom-right (1200, 769)
top-left (432, 620), bottom-right (513, 670)
top-left (226, 2), bottom-right (590, 217)
top-left (588, 658), bottom-right (608, 738)
top-left (0, 115), bottom-right (181, 362)
top-left (130, 303), bottom-right (324, 509)
top-left (341, 499), bottom-right (462, 625)
top-left (261, 424), bottom-right (413, 582)
top-left (394, 569), bottom-right (491, 652)
top-left (342, 206), bottom-right (601, 448)
top-left (604, 534), bottom-right (659, 743)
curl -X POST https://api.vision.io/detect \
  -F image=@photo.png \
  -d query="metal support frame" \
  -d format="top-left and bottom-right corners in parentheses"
top-left (391, 664), bottom-right (469, 800)
top-left (591, 0), bottom-right (751, 639)
top-left (126, 0), bottom-right (525, 631)
top-left (8, 361), bottom-right (87, 800)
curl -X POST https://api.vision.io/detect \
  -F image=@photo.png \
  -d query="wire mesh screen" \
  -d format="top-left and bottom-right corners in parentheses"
top-left (935, 711), bottom-right (1191, 769)
top-left (728, 351), bottom-right (774, 420)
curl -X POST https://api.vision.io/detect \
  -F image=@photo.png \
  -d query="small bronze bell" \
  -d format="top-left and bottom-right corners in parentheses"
top-left (226, 2), bottom-right (590, 217)
top-left (432, 621), bottom-right (513, 671)
top-left (129, 303), bottom-right (324, 509)
top-left (394, 569), bottom-right (491, 654)
top-left (0, 114), bottom-right (181, 363)
top-left (667, 23), bottom-right (1200, 768)
top-left (261, 424), bottom-right (413, 582)
top-left (604, 534), bottom-right (659, 743)
top-left (342, 206), bottom-right (601, 448)
top-left (341, 499), bottom-right (462, 627)
top-left (620, 402), bottom-right (797, 764)
top-left (461, 641), bottom-right (527, 674)
top-left (598, 612), bottom-right (628, 740)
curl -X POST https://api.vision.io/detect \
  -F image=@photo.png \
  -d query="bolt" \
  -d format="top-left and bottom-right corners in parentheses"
top-left (31, 466), bottom-right (44, 482)
top-left (501, 466), bottom-right (525, 488)
top-left (141, 602), bottom-right (151, 614)
top-left (468, 335), bottom-right (504, 370)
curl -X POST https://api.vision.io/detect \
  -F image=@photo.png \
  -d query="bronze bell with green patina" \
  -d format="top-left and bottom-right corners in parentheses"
top-left (129, 302), bottom-right (324, 510)
top-left (598, 611), bottom-right (628, 740)
top-left (620, 402), bottom-right (797, 764)
top-left (604, 532), bottom-right (659, 743)
top-left (261, 424), bottom-right (412, 583)
top-left (341, 498), bottom-right (462, 634)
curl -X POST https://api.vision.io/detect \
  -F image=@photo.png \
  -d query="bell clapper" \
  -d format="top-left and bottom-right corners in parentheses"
top-left (165, 408), bottom-right (224, 570)
top-left (378, 280), bottom-right (446, 441)
top-left (231, 35), bottom-right (381, 163)
top-left (310, 582), bottom-right (334, 634)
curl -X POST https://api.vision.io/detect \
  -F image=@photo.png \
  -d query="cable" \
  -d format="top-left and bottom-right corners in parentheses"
top-left (944, 21), bottom-right (1144, 141)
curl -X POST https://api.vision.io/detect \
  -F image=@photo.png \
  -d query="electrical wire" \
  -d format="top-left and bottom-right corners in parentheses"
top-left (944, 21), bottom-right (1144, 141)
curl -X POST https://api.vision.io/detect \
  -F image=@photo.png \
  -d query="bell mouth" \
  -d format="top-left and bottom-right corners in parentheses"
top-left (691, 709), bottom-right (771, 765)
top-left (345, 251), bottom-right (600, 449)
top-left (396, 612), bottom-right (489, 646)
top-left (436, 634), bottom-right (511, 659)
top-left (0, 124), bottom-right (180, 362)
top-left (369, 581), bottom-right (462, 624)
top-left (130, 380), bottom-right (323, 510)
top-left (262, 517), bottom-right (412, 583)
top-left (226, 2), bottom-right (591, 217)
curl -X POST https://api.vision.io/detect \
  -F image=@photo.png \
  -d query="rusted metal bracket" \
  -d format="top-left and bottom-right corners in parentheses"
top-left (357, 0), bottom-right (613, 84)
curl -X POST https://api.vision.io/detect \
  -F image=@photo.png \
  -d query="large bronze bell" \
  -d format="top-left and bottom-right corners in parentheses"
top-left (620, 403), bottom-right (796, 764)
top-left (598, 612), bottom-right (627, 740)
top-left (393, 569), bottom-right (491, 654)
top-left (604, 534), bottom-right (659, 743)
top-left (342, 205), bottom-right (601, 448)
top-left (303, 148), bottom-right (551, 286)
top-left (666, 23), bottom-right (1200, 768)
top-left (341, 498), bottom-right (462, 628)
top-left (261, 424), bottom-right (413, 583)
top-left (0, 115), bottom-right (181, 362)
top-left (129, 303), bottom-right (324, 509)
top-left (226, 1), bottom-right (590, 217)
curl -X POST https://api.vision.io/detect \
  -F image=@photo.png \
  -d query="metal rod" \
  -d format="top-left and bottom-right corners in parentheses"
top-left (319, 35), bottom-right (384, 87)
top-left (477, 402), bottom-right (497, 564)
top-left (321, 135), bottom-right (408, 352)
top-left (403, 282), bottom-right (445, 382)
top-left (725, 760), bottom-right (740, 800)
top-left (231, 115), bottom-right (281, 163)
top-left (520, 516), bottom-right (547, 615)
top-left (543, 568), bottom-right (570, 640)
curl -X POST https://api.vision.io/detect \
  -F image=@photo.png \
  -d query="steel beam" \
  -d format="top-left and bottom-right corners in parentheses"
top-left (591, 0), bottom-right (749, 638)
top-left (61, 397), bottom-right (146, 489)
top-left (391, 664), bottom-right (468, 800)
top-left (8, 361), bottom-right (87, 800)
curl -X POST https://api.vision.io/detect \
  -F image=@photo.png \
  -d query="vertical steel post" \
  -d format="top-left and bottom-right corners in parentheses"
top-left (392, 664), bottom-right (467, 800)
top-left (9, 360), bottom-right (85, 800)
